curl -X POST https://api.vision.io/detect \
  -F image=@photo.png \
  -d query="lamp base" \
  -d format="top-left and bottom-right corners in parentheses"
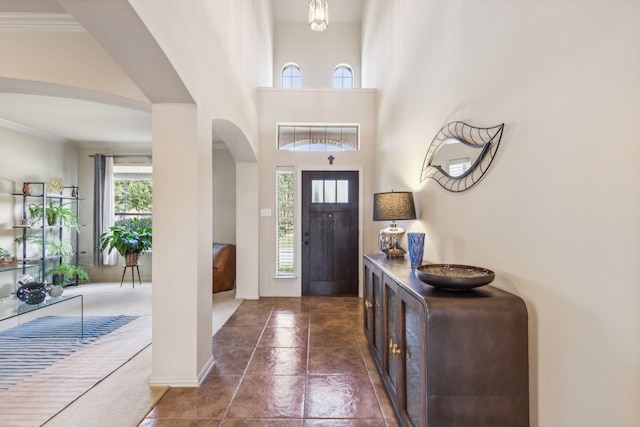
top-left (378, 223), bottom-right (407, 258)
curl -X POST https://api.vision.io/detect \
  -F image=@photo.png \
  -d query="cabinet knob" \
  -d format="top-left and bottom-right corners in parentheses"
top-left (365, 299), bottom-right (372, 310)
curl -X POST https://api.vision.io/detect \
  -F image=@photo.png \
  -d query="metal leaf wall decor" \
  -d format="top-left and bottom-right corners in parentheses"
top-left (420, 121), bottom-right (504, 192)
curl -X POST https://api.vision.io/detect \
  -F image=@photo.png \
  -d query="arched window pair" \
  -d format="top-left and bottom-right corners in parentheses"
top-left (281, 64), bottom-right (353, 88)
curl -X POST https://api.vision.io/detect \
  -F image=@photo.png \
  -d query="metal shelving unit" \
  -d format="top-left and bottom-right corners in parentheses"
top-left (12, 182), bottom-right (84, 285)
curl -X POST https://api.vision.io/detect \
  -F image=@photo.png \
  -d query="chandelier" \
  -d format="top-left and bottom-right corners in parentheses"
top-left (309, 0), bottom-right (329, 32)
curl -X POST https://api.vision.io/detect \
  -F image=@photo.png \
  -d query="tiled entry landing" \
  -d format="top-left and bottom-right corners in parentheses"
top-left (141, 296), bottom-right (399, 426)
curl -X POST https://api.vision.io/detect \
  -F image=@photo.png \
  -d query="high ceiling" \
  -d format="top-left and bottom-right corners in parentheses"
top-left (0, 0), bottom-right (364, 147)
top-left (272, 0), bottom-right (363, 24)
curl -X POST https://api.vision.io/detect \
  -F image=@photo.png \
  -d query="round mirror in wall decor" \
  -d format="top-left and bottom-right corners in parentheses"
top-left (420, 121), bottom-right (504, 192)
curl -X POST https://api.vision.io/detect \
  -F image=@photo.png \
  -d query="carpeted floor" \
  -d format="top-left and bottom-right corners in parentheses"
top-left (0, 315), bottom-right (138, 391)
top-left (0, 314), bottom-right (151, 427)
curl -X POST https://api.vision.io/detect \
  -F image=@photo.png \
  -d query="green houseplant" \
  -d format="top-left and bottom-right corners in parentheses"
top-left (14, 235), bottom-right (74, 261)
top-left (98, 225), bottom-right (152, 266)
top-left (28, 202), bottom-right (79, 230)
top-left (49, 263), bottom-right (89, 286)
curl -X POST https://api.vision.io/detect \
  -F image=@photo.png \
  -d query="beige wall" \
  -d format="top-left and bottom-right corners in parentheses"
top-left (258, 88), bottom-right (376, 297)
top-left (274, 22), bottom-right (361, 88)
top-left (131, 0), bottom-right (272, 158)
top-left (212, 147), bottom-right (236, 244)
top-left (363, 1), bottom-right (640, 426)
top-left (0, 126), bottom-right (78, 295)
top-left (0, 31), bottom-right (147, 102)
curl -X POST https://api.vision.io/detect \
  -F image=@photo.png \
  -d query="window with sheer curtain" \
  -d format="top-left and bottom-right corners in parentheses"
top-left (94, 155), bottom-right (152, 266)
top-left (113, 165), bottom-right (153, 224)
top-left (448, 158), bottom-right (471, 177)
top-left (276, 168), bottom-right (295, 277)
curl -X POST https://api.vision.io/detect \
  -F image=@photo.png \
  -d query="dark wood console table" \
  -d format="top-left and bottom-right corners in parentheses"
top-left (363, 254), bottom-right (529, 427)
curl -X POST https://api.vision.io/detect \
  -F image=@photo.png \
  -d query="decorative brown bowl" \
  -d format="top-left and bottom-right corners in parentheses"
top-left (415, 264), bottom-right (495, 290)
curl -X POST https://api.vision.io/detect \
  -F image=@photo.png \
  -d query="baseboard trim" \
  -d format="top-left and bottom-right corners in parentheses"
top-left (149, 355), bottom-right (214, 387)
top-left (197, 355), bottom-right (215, 385)
top-left (234, 293), bottom-right (259, 300)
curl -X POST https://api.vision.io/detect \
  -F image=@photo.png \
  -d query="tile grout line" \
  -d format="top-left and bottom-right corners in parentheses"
top-left (303, 300), bottom-right (312, 421)
top-left (218, 304), bottom-right (274, 423)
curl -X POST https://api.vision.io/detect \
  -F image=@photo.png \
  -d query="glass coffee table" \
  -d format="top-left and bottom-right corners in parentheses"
top-left (0, 293), bottom-right (84, 339)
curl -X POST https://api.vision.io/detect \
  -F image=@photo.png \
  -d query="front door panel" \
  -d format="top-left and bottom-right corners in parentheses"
top-left (302, 171), bottom-right (359, 296)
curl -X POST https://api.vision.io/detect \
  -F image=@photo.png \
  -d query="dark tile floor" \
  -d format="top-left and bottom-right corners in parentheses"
top-left (140, 296), bottom-right (400, 426)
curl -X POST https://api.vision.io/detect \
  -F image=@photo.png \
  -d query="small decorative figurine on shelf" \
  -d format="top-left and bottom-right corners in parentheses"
top-left (22, 182), bottom-right (31, 195)
top-left (46, 177), bottom-right (63, 194)
top-left (0, 247), bottom-right (17, 267)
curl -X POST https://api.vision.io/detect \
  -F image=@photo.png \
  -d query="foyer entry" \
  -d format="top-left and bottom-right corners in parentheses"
top-left (301, 171), bottom-right (359, 296)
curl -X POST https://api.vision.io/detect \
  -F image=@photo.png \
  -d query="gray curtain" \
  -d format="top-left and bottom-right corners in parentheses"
top-left (93, 154), bottom-right (105, 266)
top-left (102, 157), bottom-right (117, 265)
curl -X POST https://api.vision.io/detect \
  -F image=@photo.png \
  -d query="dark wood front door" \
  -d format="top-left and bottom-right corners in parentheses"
top-left (302, 171), bottom-right (359, 296)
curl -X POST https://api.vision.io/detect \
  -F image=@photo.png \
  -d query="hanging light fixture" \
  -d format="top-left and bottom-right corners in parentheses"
top-left (309, 0), bottom-right (329, 32)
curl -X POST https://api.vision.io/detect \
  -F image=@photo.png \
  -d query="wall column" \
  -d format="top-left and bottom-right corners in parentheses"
top-left (235, 162), bottom-right (260, 299)
top-left (150, 103), bottom-right (213, 386)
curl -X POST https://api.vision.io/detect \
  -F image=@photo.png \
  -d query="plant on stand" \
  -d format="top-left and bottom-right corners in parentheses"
top-left (98, 224), bottom-right (152, 266)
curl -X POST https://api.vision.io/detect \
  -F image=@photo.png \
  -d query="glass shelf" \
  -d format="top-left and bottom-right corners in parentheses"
top-left (11, 192), bottom-right (84, 201)
top-left (0, 264), bottom-right (39, 274)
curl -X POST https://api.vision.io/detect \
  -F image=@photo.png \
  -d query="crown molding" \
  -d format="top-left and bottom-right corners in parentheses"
top-left (0, 13), bottom-right (84, 32)
top-left (0, 117), bottom-right (68, 143)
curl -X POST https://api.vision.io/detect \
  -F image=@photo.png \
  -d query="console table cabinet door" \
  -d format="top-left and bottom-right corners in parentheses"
top-left (383, 274), bottom-right (399, 396)
top-left (386, 275), bottom-right (426, 427)
top-left (399, 286), bottom-right (425, 427)
top-left (363, 258), bottom-right (384, 367)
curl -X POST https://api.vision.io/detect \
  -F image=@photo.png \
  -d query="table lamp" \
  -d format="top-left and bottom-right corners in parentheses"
top-left (372, 191), bottom-right (417, 258)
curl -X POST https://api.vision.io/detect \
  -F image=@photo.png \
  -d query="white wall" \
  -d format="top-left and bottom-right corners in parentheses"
top-left (274, 22), bottom-right (361, 88)
top-left (130, 0), bottom-right (272, 159)
top-left (0, 31), bottom-right (147, 102)
top-left (362, 1), bottom-right (640, 426)
top-left (0, 126), bottom-right (78, 295)
top-left (258, 88), bottom-right (376, 297)
top-left (212, 147), bottom-right (236, 244)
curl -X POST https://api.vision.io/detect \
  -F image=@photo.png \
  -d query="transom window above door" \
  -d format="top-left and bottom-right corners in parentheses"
top-left (277, 124), bottom-right (359, 151)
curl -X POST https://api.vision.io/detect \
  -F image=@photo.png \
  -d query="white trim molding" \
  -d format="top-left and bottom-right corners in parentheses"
top-left (0, 13), bottom-right (85, 32)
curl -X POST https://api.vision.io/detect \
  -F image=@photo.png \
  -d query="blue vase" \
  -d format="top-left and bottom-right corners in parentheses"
top-left (407, 233), bottom-right (425, 268)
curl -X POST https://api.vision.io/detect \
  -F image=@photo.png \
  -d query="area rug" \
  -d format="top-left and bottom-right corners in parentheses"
top-left (0, 315), bottom-right (138, 390)
top-left (0, 314), bottom-right (152, 427)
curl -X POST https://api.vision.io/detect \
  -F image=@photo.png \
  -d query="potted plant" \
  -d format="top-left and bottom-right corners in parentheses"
top-left (49, 263), bottom-right (89, 286)
top-left (28, 202), bottom-right (79, 230)
top-left (14, 236), bottom-right (73, 261)
top-left (98, 225), bottom-right (152, 266)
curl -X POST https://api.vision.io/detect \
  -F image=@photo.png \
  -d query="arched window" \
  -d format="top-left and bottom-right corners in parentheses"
top-left (282, 64), bottom-right (302, 88)
top-left (333, 65), bottom-right (353, 89)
